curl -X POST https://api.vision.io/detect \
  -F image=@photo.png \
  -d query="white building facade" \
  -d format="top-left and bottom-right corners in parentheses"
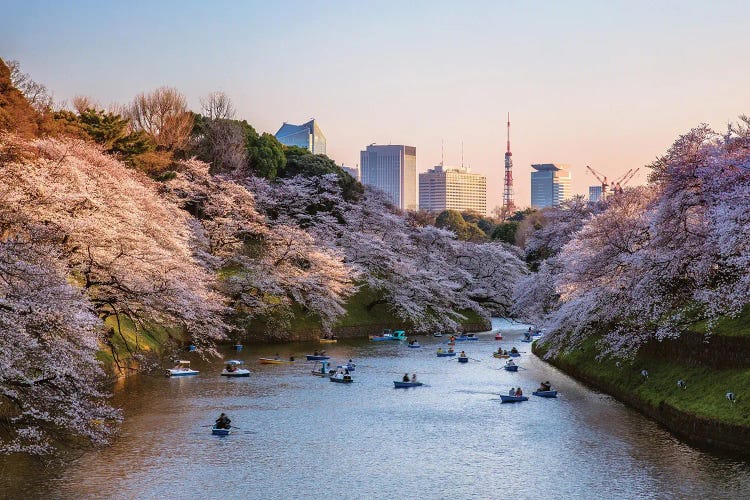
top-left (419, 165), bottom-right (487, 215)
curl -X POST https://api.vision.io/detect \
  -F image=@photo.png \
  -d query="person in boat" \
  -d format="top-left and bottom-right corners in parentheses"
top-left (515, 387), bottom-right (523, 397)
top-left (510, 347), bottom-right (519, 354)
top-left (411, 373), bottom-right (417, 383)
top-left (226, 363), bottom-right (235, 373)
top-left (538, 381), bottom-right (551, 392)
top-left (313, 350), bottom-right (319, 356)
top-left (509, 387), bottom-right (516, 396)
top-left (506, 359), bottom-right (515, 367)
top-left (215, 413), bottom-right (231, 429)
top-left (460, 351), bottom-right (467, 357)
top-left (448, 347), bottom-right (455, 353)
top-left (437, 347), bottom-right (444, 354)
top-left (497, 347), bottom-right (504, 354)
top-left (403, 373), bottom-right (410, 382)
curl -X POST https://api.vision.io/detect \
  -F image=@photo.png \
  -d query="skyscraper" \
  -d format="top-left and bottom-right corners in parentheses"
top-left (419, 165), bottom-right (487, 215)
top-left (530, 163), bottom-right (572, 208)
top-left (360, 144), bottom-right (417, 210)
top-left (274, 119), bottom-right (326, 155)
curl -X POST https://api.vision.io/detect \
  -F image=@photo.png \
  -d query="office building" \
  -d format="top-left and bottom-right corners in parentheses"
top-left (274, 119), bottom-right (326, 155)
top-left (360, 144), bottom-right (417, 210)
top-left (530, 163), bottom-right (572, 208)
top-left (419, 165), bottom-right (487, 215)
top-left (588, 185), bottom-right (603, 202)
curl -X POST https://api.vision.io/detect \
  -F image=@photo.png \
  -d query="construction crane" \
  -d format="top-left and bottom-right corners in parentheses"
top-left (611, 167), bottom-right (640, 195)
top-left (586, 165), bottom-right (608, 201)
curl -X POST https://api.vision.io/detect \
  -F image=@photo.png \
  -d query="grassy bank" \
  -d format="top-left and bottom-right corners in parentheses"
top-left (536, 338), bottom-right (750, 426)
top-left (98, 315), bottom-right (185, 376)
top-left (242, 286), bottom-right (491, 341)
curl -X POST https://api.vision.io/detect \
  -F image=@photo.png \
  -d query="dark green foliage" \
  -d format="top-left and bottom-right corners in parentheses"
top-left (52, 108), bottom-right (153, 162)
top-left (461, 210), bottom-right (496, 235)
top-left (247, 132), bottom-right (286, 179)
top-left (492, 221), bottom-right (519, 244)
top-left (508, 207), bottom-right (535, 222)
top-left (435, 210), bottom-right (486, 242)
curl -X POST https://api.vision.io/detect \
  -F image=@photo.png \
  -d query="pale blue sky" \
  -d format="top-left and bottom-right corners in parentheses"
top-left (3, 0), bottom-right (749, 209)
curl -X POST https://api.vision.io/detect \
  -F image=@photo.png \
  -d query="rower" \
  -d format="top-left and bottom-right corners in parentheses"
top-left (460, 351), bottom-right (467, 357)
top-left (411, 373), bottom-right (417, 383)
top-left (437, 347), bottom-right (444, 354)
top-left (403, 373), bottom-right (410, 382)
top-left (215, 413), bottom-right (231, 429)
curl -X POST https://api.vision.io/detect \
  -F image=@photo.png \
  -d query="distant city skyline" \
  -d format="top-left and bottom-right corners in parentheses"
top-left (3, 0), bottom-right (749, 210)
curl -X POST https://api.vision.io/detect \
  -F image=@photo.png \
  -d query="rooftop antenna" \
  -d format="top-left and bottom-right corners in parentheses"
top-left (441, 139), bottom-right (445, 167)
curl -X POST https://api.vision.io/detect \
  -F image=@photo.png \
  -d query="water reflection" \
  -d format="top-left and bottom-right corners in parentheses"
top-left (2, 318), bottom-right (749, 499)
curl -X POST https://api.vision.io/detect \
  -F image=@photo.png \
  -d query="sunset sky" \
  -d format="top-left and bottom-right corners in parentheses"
top-left (3, 0), bottom-right (749, 210)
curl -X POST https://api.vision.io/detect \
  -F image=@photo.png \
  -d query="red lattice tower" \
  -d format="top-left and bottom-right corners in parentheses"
top-left (503, 113), bottom-right (515, 213)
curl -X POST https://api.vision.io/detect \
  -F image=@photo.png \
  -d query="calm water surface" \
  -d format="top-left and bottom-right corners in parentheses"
top-left (3, 318), bottom-right (750, 499)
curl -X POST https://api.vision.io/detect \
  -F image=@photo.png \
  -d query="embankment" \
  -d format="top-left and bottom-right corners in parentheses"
top-left (533, 331), bottom-right (750, 457)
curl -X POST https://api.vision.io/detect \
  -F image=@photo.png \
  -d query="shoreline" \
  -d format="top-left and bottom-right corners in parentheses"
top-left (532, 341), bottom-right (750, 458)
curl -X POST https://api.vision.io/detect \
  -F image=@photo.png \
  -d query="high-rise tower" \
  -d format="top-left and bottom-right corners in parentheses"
top-left (502, 113), bottom-right (515, 213)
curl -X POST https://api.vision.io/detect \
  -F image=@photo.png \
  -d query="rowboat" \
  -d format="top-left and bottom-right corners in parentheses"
top-left (258, 358), bottom-right (294, 365)
top-left (433, 332), bottom-right (443, 337)
top-left (509, 352), bottom-right (521, 358)
top-left (500, 395), bottom-right (528, 403)
top-left (329, 366), bottom-right (353, 383)
top-left (494, 334), bottom-right (503, 340)
top-left (394, 381), bottom-right (423, 388)
top-left (521, 338), bottom-right (533, 343)
top-left (306, 354), bottom-right (330, 361)
top-left (166, 360), bottom-right (199, 377)
top-left (370, 329), bottom-right (407, 342)
top-left (532, 390), bottom-right (558, 398)
top-left (221, 360), bottom-right (250, 377)
top-left (344, 361), bottom-right (356, 371)
top-left (458, 356), bottom-right (469, 363)
top-left (212, 426), bottom-right (231, 436)
top-left (319, 338), bottom-right (338, 344)
top-left (504, 364), bottom-right (519, 372)
top-left (407, 343), bottom-right (421, 348)
top-left (493, 353), bottom-right (510, 359)
top-left (437, 351), bottom-right (456, 357)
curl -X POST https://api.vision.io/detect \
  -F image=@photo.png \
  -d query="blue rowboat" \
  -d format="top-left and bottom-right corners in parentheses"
top-left (500, 395), bottom-right (528, 403)
top-left (509, 352), bottom-right (521, 357)
top-left (532, 390), bottom-right (558, 398)
top-left (437, 352), bottom-right (456, 357)
top-left (394, 381), bottom-right (423, 388)
top-left (408, 343), bottom-right (421, 348)
top-left (212, 426), bottom-right (231, 435)
top-left (329, 375), bottom-right (353, 383)
top-left (370, 329), bottom-right (407, 342)
top-left (458, 357), bottom-right (469, 363)
top-left (521, 339), bottom-right (533, 343)
top-left (504, 365), bottom-right (519, 372)
top-left (306, 355), bottom-right (330, 361)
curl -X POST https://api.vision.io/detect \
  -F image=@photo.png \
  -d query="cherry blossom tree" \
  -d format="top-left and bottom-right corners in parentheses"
top-left (0, 135), bottom-right (227, 365)
top-left (163, 160), bottom-right (356, 336)
top-left (248, 173), bottom-right (526, 331)
top-left (0, 231), bottom-right (120, 454)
